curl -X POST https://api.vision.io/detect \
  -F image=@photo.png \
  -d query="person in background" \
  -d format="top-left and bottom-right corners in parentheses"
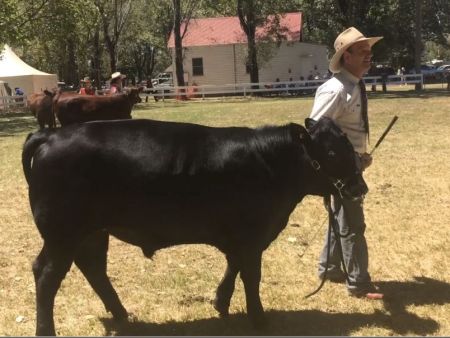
top-left (79, 77), bottom-right (95, 95)
top-left (110, 72), bottom-right (126, 94)
top-left (309, 27), bottom-right (384, 300)
top-left (14, 87), bottom-right (24, 102)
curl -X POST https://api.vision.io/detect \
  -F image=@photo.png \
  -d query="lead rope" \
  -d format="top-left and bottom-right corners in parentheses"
top-left (305, 195), bottom-right (353, 298)
top-left (304, 195), bottom-right (334, 298)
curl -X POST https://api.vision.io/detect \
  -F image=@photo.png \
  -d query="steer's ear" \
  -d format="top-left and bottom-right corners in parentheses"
top-left (305, 118), bottom-right (317, 131)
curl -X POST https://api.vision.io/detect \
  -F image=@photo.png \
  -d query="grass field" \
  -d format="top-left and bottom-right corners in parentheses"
top-left (0, 87), bottom-right (449, 336)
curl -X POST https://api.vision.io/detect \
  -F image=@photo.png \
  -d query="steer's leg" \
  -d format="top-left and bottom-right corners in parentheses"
top-left (213, 253), bottom-right (239, 317)
top-left (33, 243), bottom-right (74, 336)
top-left (74, 230), bottom-right (128, 320)
top-left (240, 251), bottom-right (265, 329)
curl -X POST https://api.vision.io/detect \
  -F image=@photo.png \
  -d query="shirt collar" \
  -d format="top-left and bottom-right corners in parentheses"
top-left (339, 68), bottom-right (360, 84)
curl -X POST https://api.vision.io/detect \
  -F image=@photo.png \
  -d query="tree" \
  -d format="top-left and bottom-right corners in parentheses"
top-left (173, 0), bottom-right (185, 87)
top-left (414, 0), bottom-right (423, 89)
top-left (172, 0), bottom-right (199, 88)
top-left (299, 0), bottom-right (449, 70)
top-left (17, 0), bottom-right (99, 85)
top-left (0, 0), bottom-right (51, 46)
top-left (95, 0), bottom-right (133, 73)
top-left (237, 0), bottom-right (260, 85)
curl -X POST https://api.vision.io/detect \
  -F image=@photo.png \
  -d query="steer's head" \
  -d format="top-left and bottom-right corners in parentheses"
top-left (126, 87), bottom-right (143, 104)
top-left (304, 117), bottom-right (368, 200)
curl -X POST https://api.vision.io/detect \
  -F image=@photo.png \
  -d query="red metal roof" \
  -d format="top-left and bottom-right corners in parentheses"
top-left (168, 12), bottom-right (302, 48)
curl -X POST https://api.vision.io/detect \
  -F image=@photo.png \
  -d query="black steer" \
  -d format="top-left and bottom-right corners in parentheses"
top-left (22, 117), bottom-right (367, 336)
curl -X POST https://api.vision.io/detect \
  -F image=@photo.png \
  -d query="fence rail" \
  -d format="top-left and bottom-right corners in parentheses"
top-left (0, 95), bottom-right (27, 111)
top-left (146, 74), bottom-right (424, 101)
top-left (0, 74), bottom-right (428, 111)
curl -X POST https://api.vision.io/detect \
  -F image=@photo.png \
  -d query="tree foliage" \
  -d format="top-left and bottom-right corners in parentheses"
top-left (1, 0), bottom-right (448, 87)
top-left (299, 0), bottom-right (450, 69)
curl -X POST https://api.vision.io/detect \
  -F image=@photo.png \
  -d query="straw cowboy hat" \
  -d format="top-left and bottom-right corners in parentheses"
top-left (82, 77), bottom-right (91, 83)
top-left (111, 71), bottom-right (126, 80)
top-left (329, 27), bottom-right (383, 73)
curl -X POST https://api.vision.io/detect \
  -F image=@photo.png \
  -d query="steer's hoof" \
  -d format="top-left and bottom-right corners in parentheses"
top-left (110, 307), bottom-right (129, 321)
top-left (211, 298), bottom-right (229, 317)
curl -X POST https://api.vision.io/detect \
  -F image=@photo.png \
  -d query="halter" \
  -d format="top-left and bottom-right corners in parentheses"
top-left (309, 159), bottom-right (349, 198)
top-left (298, 124), bottom-right (363, 200)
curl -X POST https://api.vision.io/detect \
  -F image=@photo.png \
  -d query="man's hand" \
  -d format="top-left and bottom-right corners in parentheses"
top-left (360, 152), bottom-right (373, 171)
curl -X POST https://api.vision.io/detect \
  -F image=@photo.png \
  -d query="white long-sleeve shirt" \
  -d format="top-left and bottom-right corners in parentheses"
top-left (310, 68), bottom-right (367, 153)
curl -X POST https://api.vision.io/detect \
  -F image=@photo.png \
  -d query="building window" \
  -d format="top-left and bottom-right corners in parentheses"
top-left (192, 58), bottom-right (203, 76)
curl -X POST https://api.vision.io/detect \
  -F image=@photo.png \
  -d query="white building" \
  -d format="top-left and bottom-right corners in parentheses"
top-left (167, 13), bottom-right (329, 86)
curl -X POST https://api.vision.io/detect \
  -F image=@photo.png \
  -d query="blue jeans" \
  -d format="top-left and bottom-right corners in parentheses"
top-left (318, 195), bottom-right (372, 291)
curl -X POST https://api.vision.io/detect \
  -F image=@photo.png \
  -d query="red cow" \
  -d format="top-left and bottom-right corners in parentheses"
top-left (27, 92), bottom-right (56, 129)
top-left (54, 87), bottom-right (142, 126)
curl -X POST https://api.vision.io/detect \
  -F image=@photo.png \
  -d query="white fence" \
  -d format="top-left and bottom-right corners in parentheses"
top-left (146, 74), bottom-right (424, 101)
top-left (0, 95), bottom-right (27, 111)
top-left (0, 74), bottom-right (427, 111)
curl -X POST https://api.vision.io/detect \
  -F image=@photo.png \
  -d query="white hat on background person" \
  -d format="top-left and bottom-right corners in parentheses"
top-left (329, 27), bottom-right (383, 73)
top-left (111, 72), bottom-right (126, 80)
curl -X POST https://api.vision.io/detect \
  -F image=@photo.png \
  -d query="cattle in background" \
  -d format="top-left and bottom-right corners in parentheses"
top-left (54, 87), bottom-right (142, 126)
top-left (22, 117), bottom-right (367, 336)
top-left (27, 91), bottom-right (56, 129)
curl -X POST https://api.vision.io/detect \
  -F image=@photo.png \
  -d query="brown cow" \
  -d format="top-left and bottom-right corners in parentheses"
top-left (27, 91), bottom-right (56, 129)
top-left (54, 87), bottom-right (143, 126)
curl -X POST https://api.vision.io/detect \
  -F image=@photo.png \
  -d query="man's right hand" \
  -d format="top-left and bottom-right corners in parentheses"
top-left (360, 152), bottom-right (373, 171)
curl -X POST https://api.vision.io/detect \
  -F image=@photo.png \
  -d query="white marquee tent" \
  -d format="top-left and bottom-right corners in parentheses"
top-left (0, 44), bottom-right (57, 96)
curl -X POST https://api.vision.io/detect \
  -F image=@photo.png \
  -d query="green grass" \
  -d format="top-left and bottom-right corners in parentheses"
top-left (0, 87), bottom-right (449, 336)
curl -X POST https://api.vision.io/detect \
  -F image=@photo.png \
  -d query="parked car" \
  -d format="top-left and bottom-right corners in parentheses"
top-left (151, 72), bottom-right (173, 87)
top-left (409, 65), bottom-right (440, 80)
top-left (420, 64), bottom-right (437, 75)
top-left (368, 65), bottom-right (396, 77)
top-left (57, 82), bottom-right (76, 92)
top-left (436, 65), bottom-right (450, 80)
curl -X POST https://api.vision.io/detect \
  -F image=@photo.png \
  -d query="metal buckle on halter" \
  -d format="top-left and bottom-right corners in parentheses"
top-left (311, 160), bottom-right (321, 171)
top-left (333, 179), bottom-right (345, 190)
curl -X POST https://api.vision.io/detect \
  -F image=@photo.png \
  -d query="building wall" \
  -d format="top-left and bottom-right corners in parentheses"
top-left (171, 41), bottom-right (329, 86)
top-left (258, 42), bottom-right (329, 82)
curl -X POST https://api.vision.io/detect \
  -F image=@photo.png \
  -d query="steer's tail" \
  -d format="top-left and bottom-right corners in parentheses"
top-left (22, 130), bottom-right (54, 185)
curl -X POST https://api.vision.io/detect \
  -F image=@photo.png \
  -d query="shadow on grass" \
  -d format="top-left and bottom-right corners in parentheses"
top-left (0, 113), bottom-right (38, 137)
top-left (378, 276), bottom-right (449, 335)
top-left (100, 276), bottom-right (445, 336)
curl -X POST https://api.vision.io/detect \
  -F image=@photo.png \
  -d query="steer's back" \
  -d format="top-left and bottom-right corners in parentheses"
top-left (55, 94), bottom-right (133, 125)
top-left (26, 119), bottom-right (305, 250)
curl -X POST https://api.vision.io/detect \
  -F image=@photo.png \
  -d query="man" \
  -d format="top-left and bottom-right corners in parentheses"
top-left (309, 27), bottom-right (384, 300)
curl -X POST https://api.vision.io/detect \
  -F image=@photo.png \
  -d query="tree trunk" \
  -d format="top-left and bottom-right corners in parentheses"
top-left (105, 34), bottom-right (117, 73)
top-left (173, 0), bottom-right (186, 99)
top-left (66, 38), bottom-right (78, 86)
top-left (145, 47), bottom-right (156, 79)
top-left (247, 31), bottom-right (259, 86)
top-left (414, 0), bottom-right (423, 90)
top-left (237, 0), bottom-right (259, 90)
top-left (92, 28), bottom-right (102, 88)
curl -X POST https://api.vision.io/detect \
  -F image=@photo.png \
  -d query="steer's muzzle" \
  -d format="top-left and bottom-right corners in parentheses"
top-left (341, 174), bottom-right (368, 200)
